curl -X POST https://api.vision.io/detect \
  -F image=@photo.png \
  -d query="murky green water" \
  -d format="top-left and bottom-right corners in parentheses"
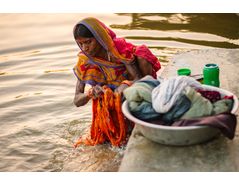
top-left (0, 13), bottom-right (238, 171)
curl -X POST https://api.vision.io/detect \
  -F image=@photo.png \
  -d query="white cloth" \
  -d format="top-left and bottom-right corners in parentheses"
top-left (152, 76), bottom-right (202, 113)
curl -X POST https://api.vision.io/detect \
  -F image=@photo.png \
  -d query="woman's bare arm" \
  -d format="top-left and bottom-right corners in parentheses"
top-left (115, 57), bottom-right (154, 93)
top-left (125, 56), bottom-right (153, 81)
top-left (136, 56), bottom-right (153, 77)
top-left (74, 79), bottom-right (91, 107)
top-left (115, 59), bottom-right (142, 93)
top-left (124, 59), bottom-right (142, 81)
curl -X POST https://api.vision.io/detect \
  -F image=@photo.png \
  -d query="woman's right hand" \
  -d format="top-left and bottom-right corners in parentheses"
top-left (87, 85), bottom-right (104, 99)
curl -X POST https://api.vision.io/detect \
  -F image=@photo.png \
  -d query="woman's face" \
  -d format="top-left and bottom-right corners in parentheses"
top-left (76, 37), bottom-right (102, 57)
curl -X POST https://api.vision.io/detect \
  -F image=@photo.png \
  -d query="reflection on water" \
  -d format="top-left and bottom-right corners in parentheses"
top-left (0, 13), bottom-right (238, 172)
top-left (111, 14), bottom-right (239, 49)
top-left (114, 13), bottom-right (239, 40)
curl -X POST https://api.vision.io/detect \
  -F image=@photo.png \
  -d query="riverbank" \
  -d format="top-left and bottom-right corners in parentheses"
top-left (119, 49), bottom-right (239, 171)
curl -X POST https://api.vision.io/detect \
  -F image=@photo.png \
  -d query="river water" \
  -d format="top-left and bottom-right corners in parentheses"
top-left (0, 13), bottom-right (238, 171)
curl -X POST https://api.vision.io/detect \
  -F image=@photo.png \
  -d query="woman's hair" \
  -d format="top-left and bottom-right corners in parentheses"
top-left (74, 24), bottom-right (94, 39)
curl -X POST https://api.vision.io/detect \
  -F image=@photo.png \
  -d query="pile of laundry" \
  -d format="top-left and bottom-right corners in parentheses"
top-left (123, 75), bottom-right (237, 139)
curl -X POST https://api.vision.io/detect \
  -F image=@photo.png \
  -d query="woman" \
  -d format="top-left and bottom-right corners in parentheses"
top-left (73, 17), bottom-right (161, 107)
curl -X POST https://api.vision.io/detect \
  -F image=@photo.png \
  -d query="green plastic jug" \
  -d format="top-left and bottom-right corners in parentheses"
top-left (203, 63), bottom-right (220, 87)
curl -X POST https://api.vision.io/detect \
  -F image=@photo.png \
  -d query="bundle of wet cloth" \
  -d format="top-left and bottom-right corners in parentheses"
top-left (123, 75), bottom-right (237, 139)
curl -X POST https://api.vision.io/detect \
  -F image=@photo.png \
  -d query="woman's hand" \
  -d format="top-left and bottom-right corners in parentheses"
top-left (88, 85), bottom-right (104, 98)
top-left (115, 83), bottom-right (129, 94)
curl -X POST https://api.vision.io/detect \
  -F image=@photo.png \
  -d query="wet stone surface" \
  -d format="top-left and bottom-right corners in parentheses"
top-left (119, 49), bottom-right (239, 172)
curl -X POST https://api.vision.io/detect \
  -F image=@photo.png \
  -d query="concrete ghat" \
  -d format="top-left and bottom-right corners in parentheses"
top-left (119, 49), bottom-right (239, 172)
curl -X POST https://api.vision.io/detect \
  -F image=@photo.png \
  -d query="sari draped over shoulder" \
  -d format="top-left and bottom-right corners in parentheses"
top-left (73, 17), bottom-right (161, 90)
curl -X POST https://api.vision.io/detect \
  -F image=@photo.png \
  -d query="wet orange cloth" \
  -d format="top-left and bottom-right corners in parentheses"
top-left (74, 86), bottom-right (128, 147)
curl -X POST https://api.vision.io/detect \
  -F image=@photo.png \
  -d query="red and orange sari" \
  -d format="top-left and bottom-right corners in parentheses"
top-left (73, 17), bottom-right (160, 147)
top-left (73, 17), bottom-right (161, 90)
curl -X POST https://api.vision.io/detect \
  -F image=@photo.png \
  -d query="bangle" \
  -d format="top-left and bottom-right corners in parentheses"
top-left (86, 88), bottom-right (93, 98)
top-left (121, 80), bottom-right (133, 87)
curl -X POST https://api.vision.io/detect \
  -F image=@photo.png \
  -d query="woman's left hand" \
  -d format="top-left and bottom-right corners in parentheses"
top-left (115, 84), bottom-right (129, 94)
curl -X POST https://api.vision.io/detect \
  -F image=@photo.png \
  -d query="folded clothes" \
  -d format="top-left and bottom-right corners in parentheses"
top-left (152, 76), bottom-right (202, 113)
top-left (123, 75), bottom-right (161, 121)
top-left (150, 113), bottom-right (237, 139)
top-left (172, 113), bottom-right (237, 139)
top-left (181, 87), bottom-right (213, 119)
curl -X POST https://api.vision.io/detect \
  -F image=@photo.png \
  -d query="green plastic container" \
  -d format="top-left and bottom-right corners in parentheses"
top-left (177, 68), bottom-right (191, 76)
top-left (203, 63), bottom-right (220, 87)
